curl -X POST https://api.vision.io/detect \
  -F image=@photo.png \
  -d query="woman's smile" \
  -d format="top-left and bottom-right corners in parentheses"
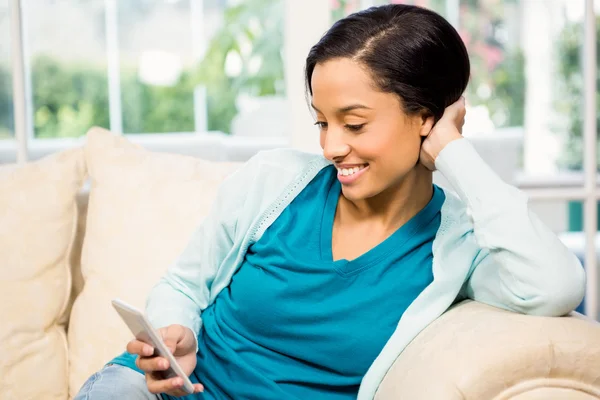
top-left (336, 164), bottom-right (369, 185)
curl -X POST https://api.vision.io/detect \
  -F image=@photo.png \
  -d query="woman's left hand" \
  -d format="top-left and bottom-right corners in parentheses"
top-left (419, 96), bottom-right (466, 171)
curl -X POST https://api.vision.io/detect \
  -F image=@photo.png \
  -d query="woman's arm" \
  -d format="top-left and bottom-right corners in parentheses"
top-left (142, 148), bottom-right (315, 339)
top-left (144, 163), bottom-right (249, 338)
top-left (436, 138), bottom-right (586, 316)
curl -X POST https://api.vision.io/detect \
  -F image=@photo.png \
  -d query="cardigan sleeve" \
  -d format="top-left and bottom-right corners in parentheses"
top-left (436, 138), bottom-right (586, 316)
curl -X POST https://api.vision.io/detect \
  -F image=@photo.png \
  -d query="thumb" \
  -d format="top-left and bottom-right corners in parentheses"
top-left (160, 325), bottom-right (183, 354)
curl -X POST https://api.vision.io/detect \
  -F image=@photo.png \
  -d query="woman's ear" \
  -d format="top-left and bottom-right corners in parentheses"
top-left (419, 113), bottom-right (435, 138)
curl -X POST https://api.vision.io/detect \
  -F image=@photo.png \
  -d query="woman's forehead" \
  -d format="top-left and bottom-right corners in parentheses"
top-left (311, 59), bottom-right (399, 113)
top-left (312, 58), bottom-right (372, 89)
top-left (312, 60), bottom-right (377, 105)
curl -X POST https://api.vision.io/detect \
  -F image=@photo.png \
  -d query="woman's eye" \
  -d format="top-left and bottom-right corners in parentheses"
top-left (314, 121), bottom-right (328, 129)
top-left (346, 124), bottom-right (365, 132)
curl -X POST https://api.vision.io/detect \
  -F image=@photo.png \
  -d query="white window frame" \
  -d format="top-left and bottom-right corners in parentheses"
top-left (7, 0), bottom-right (599, 319)
top-left (4, 0), bottom-right (290, 162)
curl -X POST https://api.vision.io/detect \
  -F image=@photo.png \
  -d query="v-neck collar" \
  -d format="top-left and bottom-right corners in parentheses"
top-left (320, 178), bottom-right (445, 276)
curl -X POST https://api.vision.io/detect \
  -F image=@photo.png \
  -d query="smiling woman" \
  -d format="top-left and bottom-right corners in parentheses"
top-left (74, 4), bottom-right (585, 400)
top-left (305, 5), bottom-right (468, 210)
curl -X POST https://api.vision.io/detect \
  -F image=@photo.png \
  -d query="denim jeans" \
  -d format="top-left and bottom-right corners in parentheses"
top-left (74, 364), bottom-right (161, 400)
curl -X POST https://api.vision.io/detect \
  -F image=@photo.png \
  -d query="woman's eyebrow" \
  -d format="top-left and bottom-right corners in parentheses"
top-left (310, 103), bottom-right (372, 113)
top-left (338, 104), bottom-right (371, 113)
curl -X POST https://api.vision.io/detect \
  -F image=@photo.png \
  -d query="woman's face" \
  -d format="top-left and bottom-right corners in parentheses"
top-left (311, 57), bottom-right (431, 202)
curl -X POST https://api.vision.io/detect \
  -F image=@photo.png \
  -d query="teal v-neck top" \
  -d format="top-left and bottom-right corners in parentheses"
top-left (111, 165), bottom-right (445, 400)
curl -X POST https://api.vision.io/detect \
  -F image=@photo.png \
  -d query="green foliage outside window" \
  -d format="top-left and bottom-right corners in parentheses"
top-left (0, 57), bottom-right (198, 138)
top-left (1, 0), bottom-right (525, 139)
top-left (0, 0), bottom-right (284, 138)
top-left (555, 15), bottom-right (600, 170)
top-left (30, 57), bottom-right (110, 138)
top-left (0, 56), bottom-right (197, 138)
top-left (0, 66), bottom-right (13, 139)
top-left (191, 0), bottom-right (285, 133)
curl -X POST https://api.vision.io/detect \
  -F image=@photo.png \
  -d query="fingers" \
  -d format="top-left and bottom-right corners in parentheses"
top-left (147, 376), bottom-right (183, 394)
top-left (137, 353), bottom-right (204, 395)
top-left (442, 96), bottom-right (466, 131)
top-left (136, 355), bottom-right (170, 373)
top-left (126, 339), bottom-right (154, 357)
top-left (193, 384), bottom-right (205, 393)
top-left (126, 325), bottom-right (203, 396)
top-left (146, 376), bottom-right (204, 395)
top-left (167, 383), bottom-right (204, 396)
top-left (126, 326), bottom-right (179, 359)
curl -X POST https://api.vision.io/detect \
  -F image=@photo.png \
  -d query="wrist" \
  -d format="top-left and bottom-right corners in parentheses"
top-left (443, 130), bottom-right (463, 146)
top-left (433, 132), bottom-right (463, 160)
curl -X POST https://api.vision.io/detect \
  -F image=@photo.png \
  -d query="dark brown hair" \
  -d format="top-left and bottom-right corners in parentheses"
top-left (305, 4), bottom-right (470, 120)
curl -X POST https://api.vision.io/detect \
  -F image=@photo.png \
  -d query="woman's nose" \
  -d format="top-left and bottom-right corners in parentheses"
top-left (322, 128), bottom-right (351, 161)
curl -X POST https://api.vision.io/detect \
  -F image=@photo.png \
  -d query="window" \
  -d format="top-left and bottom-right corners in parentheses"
top-left (0, 0), bottom-right (12, 140)
top-left (116, 0), bottom-right (196, 134)
top-left (332, 0), bottom-right (590, 178)
top-left (4, 0), bottom-right (286, 142)
top-left (24, 0), bottom-right (110, 139)
top-left (5, 0), bottom-right (598, 318)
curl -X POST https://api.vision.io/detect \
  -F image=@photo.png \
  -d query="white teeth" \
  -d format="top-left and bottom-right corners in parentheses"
top-left (338, 165), bottom-right (366, 176)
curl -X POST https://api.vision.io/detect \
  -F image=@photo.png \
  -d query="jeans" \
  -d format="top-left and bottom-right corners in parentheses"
top-left (74, 364), bottom-right (161, 400)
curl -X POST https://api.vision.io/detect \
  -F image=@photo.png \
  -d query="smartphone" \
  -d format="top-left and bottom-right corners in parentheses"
top-left (111, 298), bottom-right (195, 394)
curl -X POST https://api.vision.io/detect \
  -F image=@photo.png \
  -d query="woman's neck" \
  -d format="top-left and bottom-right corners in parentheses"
top-left (337, 165), bottom-right (434, 232)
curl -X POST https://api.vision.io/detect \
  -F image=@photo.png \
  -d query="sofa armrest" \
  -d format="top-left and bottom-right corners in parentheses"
top-left (375, 300), bottom-right (600, 400)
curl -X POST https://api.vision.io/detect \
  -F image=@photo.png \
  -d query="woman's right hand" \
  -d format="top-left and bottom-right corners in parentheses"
top-left (126, 324), bottom-right (204, 397)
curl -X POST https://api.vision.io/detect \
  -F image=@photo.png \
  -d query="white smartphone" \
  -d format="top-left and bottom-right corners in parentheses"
top-left (111, 298), bottom-right (195, 394)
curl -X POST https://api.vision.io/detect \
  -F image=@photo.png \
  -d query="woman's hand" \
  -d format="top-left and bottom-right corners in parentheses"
top-left (126, 324), bottom-right (204, 397)
top-left (419, 96), bottom-right (466, 171)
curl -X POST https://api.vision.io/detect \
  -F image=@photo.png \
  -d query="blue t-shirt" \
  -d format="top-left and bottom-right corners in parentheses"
top-left (111, 165), bottom-right (445, 399)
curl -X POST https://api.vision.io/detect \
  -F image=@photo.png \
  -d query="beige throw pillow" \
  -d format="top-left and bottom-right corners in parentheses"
top-left (68, 127), bottom-right (240, 396)
top-left (0, 148), bottom-right (86, 400)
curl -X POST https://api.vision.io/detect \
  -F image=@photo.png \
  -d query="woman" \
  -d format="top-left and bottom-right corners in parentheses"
top-left (75, 4), bottom-right (585, 400)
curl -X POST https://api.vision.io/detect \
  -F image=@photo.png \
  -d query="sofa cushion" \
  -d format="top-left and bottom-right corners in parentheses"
top-left (0, 148), bottom-right (86, 399)
top-left (68, 127), bottom-right (240, 396)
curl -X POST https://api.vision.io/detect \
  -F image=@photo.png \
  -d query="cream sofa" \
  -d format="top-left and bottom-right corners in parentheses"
top-left (2, 127), bottom-right (599, 400)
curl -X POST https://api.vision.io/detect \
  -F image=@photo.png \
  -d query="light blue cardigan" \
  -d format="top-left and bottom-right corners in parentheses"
top-left (146, 138), bottom-right (585, 399)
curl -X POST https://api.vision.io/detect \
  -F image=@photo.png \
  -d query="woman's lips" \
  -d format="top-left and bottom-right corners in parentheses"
top-left (336, 164), bottom-right (369, 185)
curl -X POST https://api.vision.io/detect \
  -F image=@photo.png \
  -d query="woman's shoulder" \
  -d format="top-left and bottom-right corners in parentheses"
top-left (229, 148), bottom-right (330, 189)
top-left (223, 148), bottom-right (327, 184)
top-left (248, 147), bottom-right (329, 171)
top-left (217, 148), bottom-right (330, 209)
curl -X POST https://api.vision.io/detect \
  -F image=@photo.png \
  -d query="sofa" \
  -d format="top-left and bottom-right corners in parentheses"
top-left (1, 127), bottom-right (599, 400)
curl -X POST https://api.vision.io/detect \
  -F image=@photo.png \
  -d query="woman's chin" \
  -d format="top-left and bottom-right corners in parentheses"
top-left (340, 185), bottom-right (374, 202)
